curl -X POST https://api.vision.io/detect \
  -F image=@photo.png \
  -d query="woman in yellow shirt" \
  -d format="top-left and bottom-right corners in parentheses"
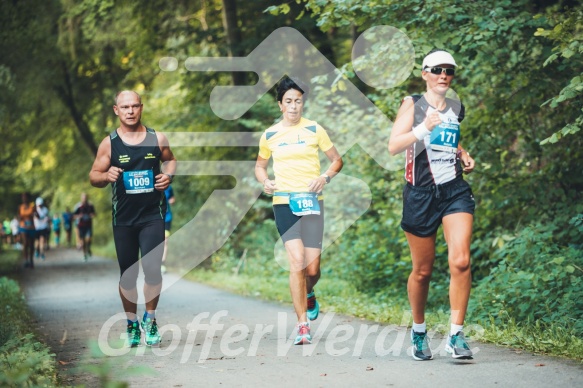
top-left (255, 77), bottom-right (343, 345)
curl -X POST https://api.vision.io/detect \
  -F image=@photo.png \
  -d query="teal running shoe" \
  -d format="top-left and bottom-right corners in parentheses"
top-left (411, 330), bottom-right (433, 361)
top-left (294, 322), bottom-right (312, 345)
top-left (141, 317), bottom-right (161, 346)
top-left (307, 291), bottom-right (320, 321)
top-left (445, 331), bottom-right (473, 359)
top-left (126, 321), bottom-right (141, 348)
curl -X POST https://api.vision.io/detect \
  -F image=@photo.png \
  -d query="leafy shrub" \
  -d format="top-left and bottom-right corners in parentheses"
top-left (470, 215), bottom-right (583, 335)
top-left (0, 334), bottom-right (57, 387)
top-left (325, 213), bottom-right (411, 296)
top-left (0, 277), bottom-right (29, 346)
top-left (0, 277), bottom-right (57, 387)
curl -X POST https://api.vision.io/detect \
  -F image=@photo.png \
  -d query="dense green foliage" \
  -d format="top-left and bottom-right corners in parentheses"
top-left (472, 214), bottom-right (583, 331)
top-left (1, 0), bottom-right (582, 362)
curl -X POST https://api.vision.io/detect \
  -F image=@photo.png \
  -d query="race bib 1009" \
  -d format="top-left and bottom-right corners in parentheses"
top-left (123, 170), bottom-right (154, 194)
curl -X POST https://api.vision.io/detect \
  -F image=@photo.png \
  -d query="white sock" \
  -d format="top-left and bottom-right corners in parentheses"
top-left (450, 324), bottom-right (464, 336)
top-left (412, 322), bottom-right (426, 333)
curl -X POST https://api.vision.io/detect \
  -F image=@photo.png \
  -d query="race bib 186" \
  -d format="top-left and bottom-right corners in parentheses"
top-left (123, 170), bottom-right (154, 194)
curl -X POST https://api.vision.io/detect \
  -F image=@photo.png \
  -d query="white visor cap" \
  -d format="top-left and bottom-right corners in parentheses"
top-left (422, 51), bottom-right (457, 69)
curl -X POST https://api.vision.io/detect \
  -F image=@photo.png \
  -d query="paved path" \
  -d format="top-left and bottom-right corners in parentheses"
top-left (18, 248), bottom-right (583, 387)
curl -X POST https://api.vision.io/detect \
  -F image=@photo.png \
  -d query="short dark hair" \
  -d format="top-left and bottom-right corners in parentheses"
top-left (276, 77), bottom-right (309, 102)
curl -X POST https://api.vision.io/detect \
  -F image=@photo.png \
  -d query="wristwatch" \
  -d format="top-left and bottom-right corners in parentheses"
top-left (322, 174), bottom-right (331, 184)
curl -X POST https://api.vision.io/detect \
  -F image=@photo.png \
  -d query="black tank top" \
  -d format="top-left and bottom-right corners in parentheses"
top-left (110, 128), bottom-right (167, 226)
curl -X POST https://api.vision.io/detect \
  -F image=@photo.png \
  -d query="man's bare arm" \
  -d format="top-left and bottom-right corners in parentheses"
top-left (89, 137), bottom-right (122, 187)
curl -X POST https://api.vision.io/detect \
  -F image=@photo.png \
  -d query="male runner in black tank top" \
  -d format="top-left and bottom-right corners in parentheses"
top-left (90, 90), bottom-right (177, 347)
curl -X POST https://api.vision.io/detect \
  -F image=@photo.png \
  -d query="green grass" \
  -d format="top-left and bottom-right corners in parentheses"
top-left (186, 268), bottom-right (583, 362)
top-left (187, 270), bottom-right (449, 330)
top-left (480, 316), bottom-right (583, 361)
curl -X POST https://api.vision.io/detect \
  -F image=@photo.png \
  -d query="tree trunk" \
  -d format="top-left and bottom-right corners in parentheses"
top-left (55, 62), bottom-right (98, 156)
top-left (221, 0), bottom-right (245, 85)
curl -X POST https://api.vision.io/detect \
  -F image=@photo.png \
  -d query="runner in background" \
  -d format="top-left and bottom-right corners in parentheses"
top-left (74, 193), bottom-right (96, 261)
top-left (75, 217), bottom-right (81, 249)
top-left (0, 220), bottom-right (5, 250)
top-left (19, 192), bottom-right (36, 268)
top-left (2, 218), bottom-right (10, 246)
top-left (62, 207), bottom-right (73, 247)
top-left (52, 213), bottom-right (62, 247)
top-left (34, 197), bottom-right (50, 260)
top-left (10, 215), bottom-right (20, 248)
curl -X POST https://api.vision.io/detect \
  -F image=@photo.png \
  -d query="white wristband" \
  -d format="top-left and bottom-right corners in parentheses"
top-left (412, 123), bottom-right (431, 140)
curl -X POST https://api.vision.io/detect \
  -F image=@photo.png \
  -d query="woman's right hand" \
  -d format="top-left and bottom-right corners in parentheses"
top-left (263, 179), bottom-right (278, 195)
top-left (424, 111), bottom-right (442, 131)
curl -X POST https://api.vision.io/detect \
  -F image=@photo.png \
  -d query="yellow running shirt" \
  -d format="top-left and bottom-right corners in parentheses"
top-left (258, 117), bottom-right (334, 205)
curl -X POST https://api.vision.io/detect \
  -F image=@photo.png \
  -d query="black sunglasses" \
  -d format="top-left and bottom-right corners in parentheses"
top-left (426, 66), bottom-right (455, 76)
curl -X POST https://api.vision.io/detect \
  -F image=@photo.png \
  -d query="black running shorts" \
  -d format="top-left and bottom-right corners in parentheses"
top-left (273, 201), bottom-right (324, 248)
top-left (401, 177), bottom-right (475, 237)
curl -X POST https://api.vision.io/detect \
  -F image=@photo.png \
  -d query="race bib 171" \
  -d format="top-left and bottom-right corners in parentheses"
top-left (429, 122), bottom-right (460, 153)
